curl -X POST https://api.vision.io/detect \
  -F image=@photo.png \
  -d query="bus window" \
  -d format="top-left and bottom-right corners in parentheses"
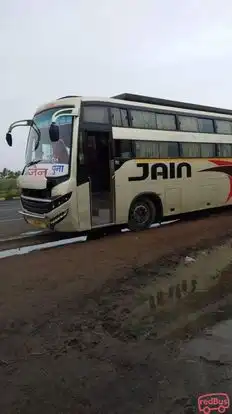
top-left (52, 121), bottom-right (72, 163)
top-left (114, 139), bottom-right (133, 159)
top-left (156, 113), bottom-right (176, 131)
top-left (82, 106), bottom-right (109, 124)
top-left (131, 110), bottom-right (157, 129)
top-left (215, 120), bottom-right (232, 134)
top-left (178, 116), bottom-right (199, 132)
top-left (181, 142), bottom-right (201, 157)
top-left (135, 140), bottom-right (159, 158)
top-left (218, 143), bottom-right (232, 157)
top-left (159, 142), bottom-right (179, 158)
top-left (52, 140), bottom-right (70, 164)
top-left (201, 143), bottom-right (216, 157)
top-left (111, 108), bottom-right (129, 127)
top-left (198, 118), bottom-right (214, 133)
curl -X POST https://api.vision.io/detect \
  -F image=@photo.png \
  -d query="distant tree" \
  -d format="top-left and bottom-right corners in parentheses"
top-left (0, 168), bottom-right (21, 179)
top-left (2, 168), bottom-right (8, 177)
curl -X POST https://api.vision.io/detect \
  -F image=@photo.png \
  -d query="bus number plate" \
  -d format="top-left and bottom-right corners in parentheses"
top-left (27, 219), bottom-right (48, 229)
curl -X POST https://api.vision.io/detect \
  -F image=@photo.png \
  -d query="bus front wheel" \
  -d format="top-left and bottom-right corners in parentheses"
top-left (128, 197), bottom-right (156, 231)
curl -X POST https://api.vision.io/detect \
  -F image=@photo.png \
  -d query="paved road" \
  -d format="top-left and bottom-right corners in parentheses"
top-left (0, 199), bottom-right (33, 238)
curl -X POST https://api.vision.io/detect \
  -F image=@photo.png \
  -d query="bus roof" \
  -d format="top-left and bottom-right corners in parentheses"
top-left (112, 93), bottom-right (232, 116)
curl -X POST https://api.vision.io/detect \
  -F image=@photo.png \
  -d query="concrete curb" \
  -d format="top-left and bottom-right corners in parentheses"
top-left (0, 197), bottom-right (20, 201)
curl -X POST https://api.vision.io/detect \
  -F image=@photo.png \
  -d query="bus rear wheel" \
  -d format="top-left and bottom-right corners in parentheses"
top-left (128, 197), bottom-right (156, 231)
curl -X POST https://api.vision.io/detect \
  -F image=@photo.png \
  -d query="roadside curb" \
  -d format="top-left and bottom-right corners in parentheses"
top-left (0, 197), bottom-right (20, 201)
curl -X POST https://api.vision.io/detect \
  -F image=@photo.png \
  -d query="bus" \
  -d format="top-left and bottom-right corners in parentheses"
top-left (5, 93), bottom-right (232, 232)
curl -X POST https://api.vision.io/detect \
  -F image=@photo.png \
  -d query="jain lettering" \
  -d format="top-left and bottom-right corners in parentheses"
top-left (128, 162), bottom-right (191, 181)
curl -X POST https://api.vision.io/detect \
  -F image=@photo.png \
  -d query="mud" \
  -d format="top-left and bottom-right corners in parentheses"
top-left (1, 212), bottom-right (232, 413)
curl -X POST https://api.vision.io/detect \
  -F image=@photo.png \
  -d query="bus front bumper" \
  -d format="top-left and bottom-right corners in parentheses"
top-left (19, 209), bottom-right (68, 230)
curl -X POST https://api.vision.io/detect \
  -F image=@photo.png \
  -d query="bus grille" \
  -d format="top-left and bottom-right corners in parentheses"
top-left (21, 188), bottom-right (51, 199)
top-left (21, 198), bottom-right (52, 215)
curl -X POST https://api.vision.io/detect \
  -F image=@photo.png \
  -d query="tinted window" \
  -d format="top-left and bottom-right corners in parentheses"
top-left (218, 144), bottom-right (232, 157)
top-left (201, 143), bottom-right (216, 157)
top-left (156, 113), bottom-right (176, 130)
top-left (78, 132), bottom-right (85, 165)
top-left (178, 116), bottom-right (199, 132)
top-left (114, 139), bottom-right (133, 159)
top-left (111, 108), bottom-right (121, 127)
top-left (215, 120), bottom-right (232, 135)
top-left (135, 141), bottom-right (159, 158)
top-left (181, 142), bottom-right (201, 157)
top-left (197, 118), bottom-right (214, 133)
top-left (82, 106), bottom-right (109, 123)
top-left (111, 108), bottom-right (129, 127)
top-left (131, 110), bottom-right (157, 129)
top-left (120, 109), bottom-right (129, 127)
top-left (159, 142), bottom-right (179, 158)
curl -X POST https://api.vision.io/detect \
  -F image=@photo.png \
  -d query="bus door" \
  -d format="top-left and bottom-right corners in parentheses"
top-left (79, 129), bottom-right (115, 228)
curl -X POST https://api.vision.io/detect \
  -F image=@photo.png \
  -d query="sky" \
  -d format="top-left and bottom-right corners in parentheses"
top-left (1, 0), bottom-right (232, 170)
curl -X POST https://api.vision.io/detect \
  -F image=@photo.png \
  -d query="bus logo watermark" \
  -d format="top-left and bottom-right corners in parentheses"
top-left (198, 393), bottom-right (230, 413)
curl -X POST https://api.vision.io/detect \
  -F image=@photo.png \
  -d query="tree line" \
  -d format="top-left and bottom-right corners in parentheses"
top-left (0, 168), bottom-right (21, 179)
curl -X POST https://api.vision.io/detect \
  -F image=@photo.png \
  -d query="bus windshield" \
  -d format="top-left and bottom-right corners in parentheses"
top-left (25, 107), bottom-right (73, 168)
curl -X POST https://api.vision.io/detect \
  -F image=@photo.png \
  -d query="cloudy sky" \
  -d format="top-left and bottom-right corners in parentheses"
top-left (1, 0), bottom-right (232, 170)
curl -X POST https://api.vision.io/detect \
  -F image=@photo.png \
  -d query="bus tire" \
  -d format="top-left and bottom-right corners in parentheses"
top-left (128, 197), bottom-right (156, 231)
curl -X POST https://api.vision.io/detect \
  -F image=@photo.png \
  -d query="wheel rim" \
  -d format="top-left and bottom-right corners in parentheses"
top-left (132, 203), bottom-right (150, 225)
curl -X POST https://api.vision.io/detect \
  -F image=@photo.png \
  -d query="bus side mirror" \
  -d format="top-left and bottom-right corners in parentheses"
top-left (6, 132), bottom-right (13, 147)
top-left (49, 122), bottom-right (59, 142)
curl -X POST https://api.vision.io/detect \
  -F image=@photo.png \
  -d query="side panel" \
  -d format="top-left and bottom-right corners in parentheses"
top-left (114, 158), bottom-right (232, 224)
top-left (76, 182), bottom-right (91, 230)
top-left (114, 159), bottom-right (136, 223)
top-left (112, 126), bottom-right (232, 223)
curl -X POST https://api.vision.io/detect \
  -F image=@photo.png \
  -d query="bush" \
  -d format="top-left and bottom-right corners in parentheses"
top-left (4, 193), bottom-right (14, 200)
top-left (0, 178), bottom-right (17, 191)
top-left (0, 178), bottom-right (19, 199)
top-left (0, 187), bottom-right (20, 200)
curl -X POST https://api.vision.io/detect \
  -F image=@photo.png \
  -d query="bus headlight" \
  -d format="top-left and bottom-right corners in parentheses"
top-left (52, 192), bottom-right (72, 210)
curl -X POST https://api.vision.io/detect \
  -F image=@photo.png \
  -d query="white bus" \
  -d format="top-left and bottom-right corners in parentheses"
top-left (5, 93), bottom-right (232, 232)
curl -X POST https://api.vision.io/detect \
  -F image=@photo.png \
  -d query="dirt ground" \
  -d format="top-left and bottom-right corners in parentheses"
top-left (1, 211), bottom-right (232, 413)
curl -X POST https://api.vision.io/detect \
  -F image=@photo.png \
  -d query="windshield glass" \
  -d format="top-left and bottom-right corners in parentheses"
top-left (25, 107), bottom-right (73, 171)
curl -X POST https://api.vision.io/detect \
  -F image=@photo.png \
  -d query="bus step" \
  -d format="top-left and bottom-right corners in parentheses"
top-left (92, 209), bottom-right (110, 224)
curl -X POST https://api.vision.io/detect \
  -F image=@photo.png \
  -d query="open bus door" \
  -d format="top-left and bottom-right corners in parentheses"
top-left (76, 128), bottom-right (115, 230)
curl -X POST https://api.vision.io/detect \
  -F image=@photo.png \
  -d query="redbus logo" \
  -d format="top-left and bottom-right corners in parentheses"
top-left (198, 393), bottom-right (230, 413)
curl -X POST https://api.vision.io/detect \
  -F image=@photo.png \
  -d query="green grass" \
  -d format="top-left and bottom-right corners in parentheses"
top-left (0, 178), bottom-right (20, 199)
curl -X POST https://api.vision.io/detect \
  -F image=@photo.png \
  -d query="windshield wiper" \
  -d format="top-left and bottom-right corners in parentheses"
top-left (22, 159), bottom-right (42, 175)
top-left (27, 159), bottom-right (42, 167)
